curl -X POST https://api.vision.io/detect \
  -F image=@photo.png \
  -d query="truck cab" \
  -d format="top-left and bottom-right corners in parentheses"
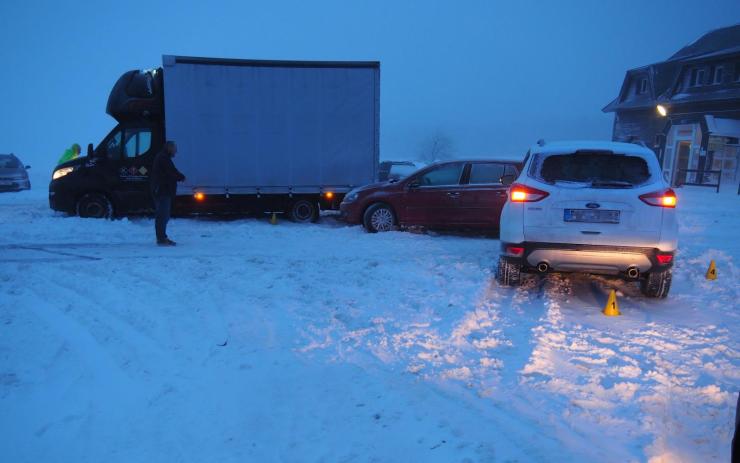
top-left (50, 70), bottom-right (165, 217)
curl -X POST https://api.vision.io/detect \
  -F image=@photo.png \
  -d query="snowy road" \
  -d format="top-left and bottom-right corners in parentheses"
top-left (1, 186), bottom-right (738, 462)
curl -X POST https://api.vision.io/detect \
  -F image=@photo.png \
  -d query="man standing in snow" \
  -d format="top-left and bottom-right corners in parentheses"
top-left (151, 141), bottom-right (185, 246)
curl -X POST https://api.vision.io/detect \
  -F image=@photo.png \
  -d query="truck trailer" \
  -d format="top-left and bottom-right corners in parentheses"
top-left (49, 55), bottom-right (380, 221)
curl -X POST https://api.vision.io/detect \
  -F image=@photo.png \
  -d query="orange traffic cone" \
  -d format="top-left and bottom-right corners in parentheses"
top-left (706, 260), bottom-right (717, 280)
top-left (603, 290), bottom-right (621, 316)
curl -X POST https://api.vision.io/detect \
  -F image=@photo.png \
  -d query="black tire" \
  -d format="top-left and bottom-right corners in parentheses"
top-left (77, 193), bottom-right (113, 219)
top-left (640, 269), bottom-right (672, 298)
top-left (496, 256), bottom-right (522, 287)
top-left (289, 199), bottom-right (319, 223)
top-left (363, 203), bottom-right (396, 233)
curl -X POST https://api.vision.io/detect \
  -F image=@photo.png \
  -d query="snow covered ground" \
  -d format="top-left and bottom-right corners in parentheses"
top-left (0, 179), bottom-right (738, 462)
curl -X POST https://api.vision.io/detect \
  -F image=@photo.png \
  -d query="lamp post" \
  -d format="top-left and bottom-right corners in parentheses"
top-left (654, 104), bottom-right (672, 183)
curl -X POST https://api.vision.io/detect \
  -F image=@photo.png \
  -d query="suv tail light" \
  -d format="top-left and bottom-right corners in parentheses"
top-left (656, 253), bottom-right (673, 264)
top-left (509, 183), bottom-right (549, 202)
top-left (639, 188), bottom-right (677, 208)
top-left (505, 245), bottom-right (524, 256)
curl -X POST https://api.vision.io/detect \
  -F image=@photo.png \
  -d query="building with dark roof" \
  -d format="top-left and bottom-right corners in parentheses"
top-left (603, 24), bottom-right (740, 189)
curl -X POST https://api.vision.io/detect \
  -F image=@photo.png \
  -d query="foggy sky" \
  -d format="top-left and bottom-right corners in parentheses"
top-left (2, 0), bottom-right (739, 175)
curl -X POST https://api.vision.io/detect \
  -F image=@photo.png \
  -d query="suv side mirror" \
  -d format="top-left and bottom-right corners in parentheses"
top-left (500, 174), bottom-right (516, 186)
top-left (87, 143), bottom-right (95, 158)
top-left (407, 179), bottom-right (420, 189)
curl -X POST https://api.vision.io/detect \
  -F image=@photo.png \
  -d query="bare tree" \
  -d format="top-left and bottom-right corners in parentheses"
top-left (418, 130), bottom-right (455, 163)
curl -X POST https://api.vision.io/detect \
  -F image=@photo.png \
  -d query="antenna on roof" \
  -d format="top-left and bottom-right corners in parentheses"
top-left (536, 139), bottom-right (546, 147)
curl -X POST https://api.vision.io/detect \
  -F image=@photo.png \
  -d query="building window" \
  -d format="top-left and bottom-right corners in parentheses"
top-left (690, 67), bottom-right (705, 87)
top-left (638, 78), bottom-right (648, 94)
top-left (734, 62), bottom-right (740, 82)
top-left (711, 65), bottom-right (724, 85)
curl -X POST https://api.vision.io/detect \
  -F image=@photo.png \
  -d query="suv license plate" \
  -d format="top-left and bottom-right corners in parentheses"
top-left (564, 209), bottom-right (620, 224)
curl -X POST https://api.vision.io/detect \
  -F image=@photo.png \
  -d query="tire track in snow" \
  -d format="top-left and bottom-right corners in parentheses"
top-left (516, 271), bottom-right (739, 462)
top-left (296, 249), bottom-right (591, 461)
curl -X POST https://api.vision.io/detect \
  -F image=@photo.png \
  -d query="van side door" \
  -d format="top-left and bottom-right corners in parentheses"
top-left (118, 127), bottom-right (157, 212)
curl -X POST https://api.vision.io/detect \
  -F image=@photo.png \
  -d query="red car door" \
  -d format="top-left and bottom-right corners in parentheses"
top-left (402, 162), bottom-right (465, 226)
top-left (456, 162), bottom-right (514, 228)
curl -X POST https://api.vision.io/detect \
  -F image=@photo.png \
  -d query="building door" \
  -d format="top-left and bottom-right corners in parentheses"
top-left (674, 142), bottom-right (691, 185)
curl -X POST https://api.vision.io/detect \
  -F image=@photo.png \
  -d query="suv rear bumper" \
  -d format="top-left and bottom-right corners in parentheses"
top-left (500, 242), bottom-right (674, 276)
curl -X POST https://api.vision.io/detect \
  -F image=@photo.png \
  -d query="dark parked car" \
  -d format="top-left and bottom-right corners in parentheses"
top-left (340, 159), bottom-right (520, 232)
top-left (0, 153), bottom-right (31, 192)
top-left (378, 161), bottom-right (425, 182)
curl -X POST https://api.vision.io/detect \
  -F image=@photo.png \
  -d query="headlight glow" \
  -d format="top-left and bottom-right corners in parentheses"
top-left (52, 167), bottom-right (75, 180)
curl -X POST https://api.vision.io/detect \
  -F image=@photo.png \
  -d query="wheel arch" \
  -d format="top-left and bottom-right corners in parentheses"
top-left (362, 200), bottom-right (397, 223)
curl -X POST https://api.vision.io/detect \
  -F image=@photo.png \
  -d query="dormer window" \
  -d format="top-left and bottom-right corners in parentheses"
top-left (689, 67), bottom-right (705, 87)
top-left (711, 65), bottom-right (724, 85)
top-left (638, 78), bottom-right (648, 94)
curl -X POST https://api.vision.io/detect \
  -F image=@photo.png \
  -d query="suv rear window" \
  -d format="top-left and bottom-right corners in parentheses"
top-left (531, 151), bottom-right (651, 187)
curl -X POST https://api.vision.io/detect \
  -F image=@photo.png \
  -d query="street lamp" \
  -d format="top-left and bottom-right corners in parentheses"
top-left (656, 104), bottom-right (668, 117)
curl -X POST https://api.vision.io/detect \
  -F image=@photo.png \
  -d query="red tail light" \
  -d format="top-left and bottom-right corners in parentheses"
top-left (656, 253), bottom-right (673, 264)
top-left (506, 245), bottom-right (525, 256)
top-left (639, 189), bottom-right (676, 208)
top-left (509, 183), bottom-right (549, 202)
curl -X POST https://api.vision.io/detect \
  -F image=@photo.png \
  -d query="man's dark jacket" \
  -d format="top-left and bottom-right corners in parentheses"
top-left (151, 151), bottom-right (185, 197)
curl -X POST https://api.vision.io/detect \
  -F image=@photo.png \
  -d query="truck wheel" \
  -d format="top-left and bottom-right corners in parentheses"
top-left (289, 199), bottom-right (319, 223)
top-left (77, 193), bottom-right (113, 219)
top-left (363, 203), bottom-right (396, 233)
top-left (640, 269), bottom-right (672, 298)
top-left (496, 256), bottom-right (522, 287)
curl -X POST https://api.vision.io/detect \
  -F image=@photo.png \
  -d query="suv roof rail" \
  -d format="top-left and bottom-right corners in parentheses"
top-left (536, 139), bottom-right (546, 147)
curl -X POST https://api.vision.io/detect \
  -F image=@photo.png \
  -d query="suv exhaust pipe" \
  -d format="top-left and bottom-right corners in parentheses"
top-left (627, 267), bottom-right (639, 279)
top-left (537, 262), bottom-right (549, 273)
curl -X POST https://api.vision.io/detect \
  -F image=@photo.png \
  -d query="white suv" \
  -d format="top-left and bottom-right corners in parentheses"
top-left (497, 140), bottom-right (678, 298)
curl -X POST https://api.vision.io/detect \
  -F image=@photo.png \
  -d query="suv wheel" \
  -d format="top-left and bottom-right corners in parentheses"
top-left (640, 269), bottom-right (672, 298)
top-left (77, 193), bottom-right (113, 219)
top-left (496, 256), bottom-right (522, 286)
top-left (289, 199), bottom-right (319, 223)
top-left (363, 203), bottom-right (396, 232)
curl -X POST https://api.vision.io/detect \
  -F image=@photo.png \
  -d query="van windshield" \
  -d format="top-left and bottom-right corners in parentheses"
top-left (530, 151), bottom-right (651, 187)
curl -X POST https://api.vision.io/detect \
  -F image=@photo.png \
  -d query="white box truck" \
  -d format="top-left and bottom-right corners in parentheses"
top-left (49, 55), bottom-right (380, 221)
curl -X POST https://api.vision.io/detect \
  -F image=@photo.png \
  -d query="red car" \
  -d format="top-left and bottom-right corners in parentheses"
top-left (340, 160), bottom-right (520, 232)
